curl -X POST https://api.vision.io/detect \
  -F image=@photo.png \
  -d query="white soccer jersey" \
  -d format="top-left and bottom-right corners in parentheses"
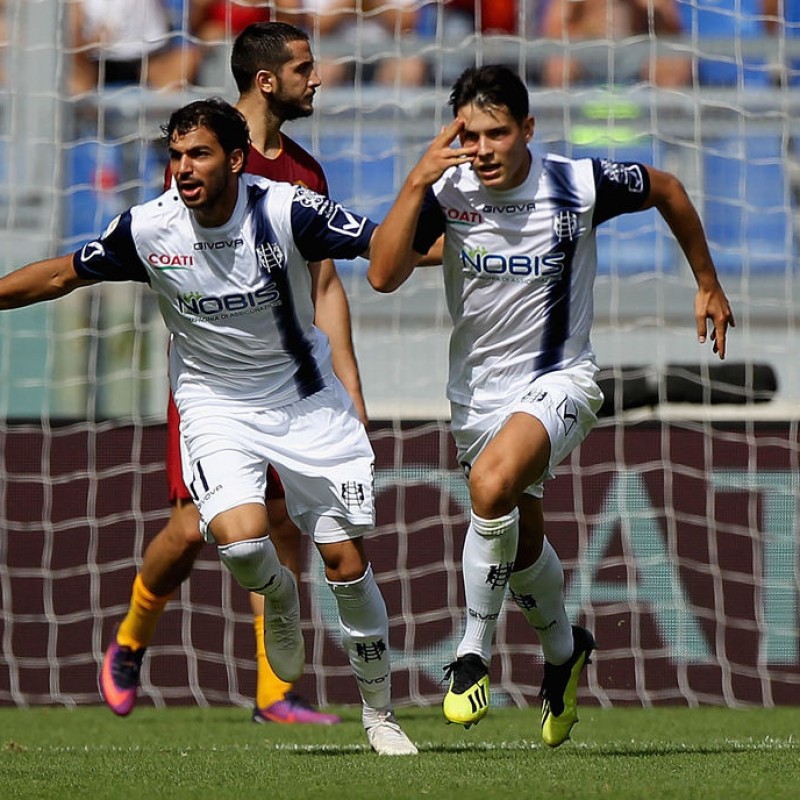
top-left (413, 149), bottom-right (649, 411)
top-left (73, 174), bottom-right (376, 413)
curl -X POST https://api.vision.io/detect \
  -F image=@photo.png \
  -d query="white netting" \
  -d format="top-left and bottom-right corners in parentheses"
top-left (0, 0), bottom-right (799, 709)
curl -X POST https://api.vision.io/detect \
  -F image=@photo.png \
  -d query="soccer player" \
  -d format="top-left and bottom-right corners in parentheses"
top-left (367, 65), bottom-right (735, 746)
top-left (0, 97), bottom-right (417, 756)
top-left (100, 22), bottom-right (365, 726)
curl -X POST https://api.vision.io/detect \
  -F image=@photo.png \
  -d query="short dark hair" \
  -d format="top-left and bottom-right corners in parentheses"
top-left (449, 65), bottom-right (530, 123)
top-left (162, 97), bottom-right (251, 166)
top-left (231, 21), bottom-right (310, 94)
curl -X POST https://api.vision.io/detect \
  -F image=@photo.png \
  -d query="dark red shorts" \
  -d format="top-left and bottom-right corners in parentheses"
top-left (165, 392), bottom-right (285, 503)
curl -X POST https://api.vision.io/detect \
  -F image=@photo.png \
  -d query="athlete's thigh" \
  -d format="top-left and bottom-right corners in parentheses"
top-left (452, 362), bottom-right (602, 498)
top-left (511, 364), bottom-right (602, 482)
top-left (472, 411), bottom-right (552, 494)
top-left (179, 409), bottom-right (270, 540)
top-left (269, 383), bottom-right (376, 532)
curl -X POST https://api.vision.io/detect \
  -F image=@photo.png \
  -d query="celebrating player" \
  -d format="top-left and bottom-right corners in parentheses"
top-left (100, 22), bottom-right (365, 726)
top-left (367, 65), bottom-right (734, 746)
top-left (0, 97), bottom-right (417, 757)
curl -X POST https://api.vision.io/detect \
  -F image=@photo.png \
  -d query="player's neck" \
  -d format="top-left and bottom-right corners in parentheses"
top-left (236, 97), bottom-right (282, 160)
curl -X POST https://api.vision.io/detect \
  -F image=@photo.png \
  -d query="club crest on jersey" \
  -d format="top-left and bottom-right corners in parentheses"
top-left (256, 241), bottom-right (285, 274)
top-left (341, 480), bottom-right (366, 509)
top-left (553, 210), bottom-right (580, 242)
top-left (600, 159), bottom-right (644, 193)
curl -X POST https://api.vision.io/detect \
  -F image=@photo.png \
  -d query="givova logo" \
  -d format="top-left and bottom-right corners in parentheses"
top-left (461, 245), bottom-right (565, 281)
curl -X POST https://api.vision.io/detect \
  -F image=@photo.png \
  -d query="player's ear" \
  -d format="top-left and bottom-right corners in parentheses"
top-left (229, 148), bottom-right (245, 175)
top-left (255, 69), bottom-right (276, 95)
top-left (523, 115), bottom-right (535, 142)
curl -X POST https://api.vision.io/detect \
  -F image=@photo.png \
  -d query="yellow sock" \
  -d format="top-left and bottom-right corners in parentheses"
top-left (116, 573), bottom-right (171, 651)
top-left (254, 614), bottom-right (292, 708)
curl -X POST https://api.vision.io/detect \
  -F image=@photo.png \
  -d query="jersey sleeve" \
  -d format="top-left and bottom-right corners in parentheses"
top-left (591, 159), bottom-right (651, 227)
top-left (290, 186), bottom-right (377, 261)
top-left (412, 187), bottom-right (446, 254)
top-left (72, 210), bottom-right (150, 283)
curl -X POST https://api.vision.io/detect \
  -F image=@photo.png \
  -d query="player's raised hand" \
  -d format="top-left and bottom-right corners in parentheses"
top-left (695, 282), bottom-right (736, 360)
top-left (409, 119), bottom-right (478, 187)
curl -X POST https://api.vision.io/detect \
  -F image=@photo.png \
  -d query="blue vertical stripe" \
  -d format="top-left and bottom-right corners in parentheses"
top-left (535, 161), bottom-right (581, 373)
top-left (249, 185), bottom-right (325, 398)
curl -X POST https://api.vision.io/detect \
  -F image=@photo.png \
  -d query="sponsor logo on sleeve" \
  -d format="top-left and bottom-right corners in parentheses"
top-left (600, 159), bottom-right (644, 193)
top-left (294, 186), bottom-right (366, 238)
top-left (79, 241), bottom-right (106, 263)
top-left (327, 206), bottom-right (366, 237)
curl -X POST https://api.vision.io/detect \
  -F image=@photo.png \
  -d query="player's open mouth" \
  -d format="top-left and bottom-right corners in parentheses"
top-left (476, 164), bottom-right (501, 179)
top-left (178, 183), bottom-right (203, 201)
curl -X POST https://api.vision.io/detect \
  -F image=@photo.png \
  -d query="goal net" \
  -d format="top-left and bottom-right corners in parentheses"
top-left (1, 0), bottom-right (798, 711)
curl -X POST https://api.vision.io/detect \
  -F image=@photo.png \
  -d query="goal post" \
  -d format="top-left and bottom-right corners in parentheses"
top-left (0, 0), bottom-right (799, 710)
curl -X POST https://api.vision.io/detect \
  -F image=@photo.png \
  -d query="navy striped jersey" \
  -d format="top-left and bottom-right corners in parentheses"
top-left (73, 174), bottom-right (375, 409)
top-left (412, 150), bottom-right (649, 410)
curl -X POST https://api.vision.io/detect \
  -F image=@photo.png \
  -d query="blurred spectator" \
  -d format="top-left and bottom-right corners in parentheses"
top-left (677, 0), bottom-right (771, 86)
top-left (68, 0), bottom-right (202, 93)
top-left (769, 0), bottom-right (800, 85)
top-left (420, 1), bottom-right (536, 82)
top-left (304, 0), bottom-right (427, 86)
top-left (442, 0), bottom-right (521, 35)
top-left (190, 0), bottom-right (301, 42)
top-left (542, 0), bottom-right (690, 88)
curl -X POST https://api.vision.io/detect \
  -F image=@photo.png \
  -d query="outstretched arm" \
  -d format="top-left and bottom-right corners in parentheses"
top-left (641, 166), bottom-right (736, 360)
top-left (310, 258), bottom-right (368, 425)
top-left (368, 119), bottom-right (476, 293)
top-left (0, 255), bottom-right (96, 310)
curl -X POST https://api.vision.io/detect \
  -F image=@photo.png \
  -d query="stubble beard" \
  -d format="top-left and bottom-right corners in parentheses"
top-left (271, 90), bottom-right (314, 123)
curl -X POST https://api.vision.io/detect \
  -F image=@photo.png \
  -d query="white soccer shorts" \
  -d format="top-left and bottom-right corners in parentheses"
top-left (450, 360), bottom-right (604, 498)
top-left (178, 380), bottom-right (375, 543)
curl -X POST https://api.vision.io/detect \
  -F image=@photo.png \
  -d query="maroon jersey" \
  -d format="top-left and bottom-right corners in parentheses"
top-left (165, 132), bottom-right (328, 502)
top-left (247, 133), bottom-right (328, 194)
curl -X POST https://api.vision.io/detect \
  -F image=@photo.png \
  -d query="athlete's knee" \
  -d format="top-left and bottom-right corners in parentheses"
top-left (469, 463), bottom-right (517, 518)
top-left (208, 503), bottom-right (269, 545)
top-left (318, 537), bottom-right (368, 583)
top-left (166, 500), bottom-right (204, 548)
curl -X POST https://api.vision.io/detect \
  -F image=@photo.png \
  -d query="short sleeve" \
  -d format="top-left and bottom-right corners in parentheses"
top-left (72, 211), bottom-right (150, 283)
top-left (591, 159), bottom-right (650, 227)
top-left (290, 187), bottom-right (377, 262)
top-left (413, 187), bottom-right (447, 254)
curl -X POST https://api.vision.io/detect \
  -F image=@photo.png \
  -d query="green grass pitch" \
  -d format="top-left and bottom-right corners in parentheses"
top-left (1, 705), bottom-right (797, 799)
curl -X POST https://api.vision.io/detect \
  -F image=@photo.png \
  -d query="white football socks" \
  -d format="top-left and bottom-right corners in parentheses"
top-left (508, 536), bottom-right (573, 665)
top-left (457, 509), bottom-right (520, 664)
top-left (328, 564), bottom-right (392, 713)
